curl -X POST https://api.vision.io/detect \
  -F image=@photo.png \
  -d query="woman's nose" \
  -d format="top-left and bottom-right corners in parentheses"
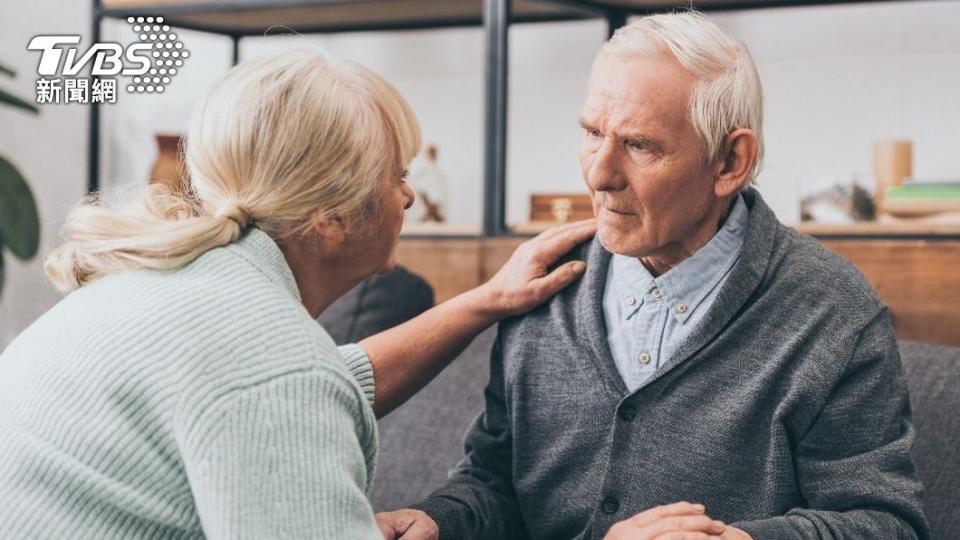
top-left (403, 182), bottom-right (415, 210)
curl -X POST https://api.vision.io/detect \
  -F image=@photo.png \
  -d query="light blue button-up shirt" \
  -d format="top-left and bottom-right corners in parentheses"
top-left (602, 194), bottom-right (749, 392)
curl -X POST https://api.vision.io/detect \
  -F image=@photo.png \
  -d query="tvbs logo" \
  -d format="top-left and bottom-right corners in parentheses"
top-left (28, 16), bottom-right (189, 103)
top-left (28, 36), bottom-right (151, 77)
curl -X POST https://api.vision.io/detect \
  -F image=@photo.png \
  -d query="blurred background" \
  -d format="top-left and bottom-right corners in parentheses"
top-left (1, 0), bottom-right (959, 348)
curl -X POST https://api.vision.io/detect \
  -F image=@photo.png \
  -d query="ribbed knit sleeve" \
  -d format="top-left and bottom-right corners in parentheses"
top-left (180, 367), bottom-right (382, 540)
top-left (338, 344), bottom-right (376, 408)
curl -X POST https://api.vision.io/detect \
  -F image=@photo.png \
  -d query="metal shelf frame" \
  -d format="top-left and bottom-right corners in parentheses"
top-left (88, 0), bottom-right (933, 237)
top-left (90, 0), bottom-right (621, 236)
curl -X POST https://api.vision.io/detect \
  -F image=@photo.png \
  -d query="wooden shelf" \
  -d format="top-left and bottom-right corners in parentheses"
top-left (399, 226), bottom-right (960, 347)
top-left (576, 0), bottom-right (907, 11)
top-left (794, 221), bottom-right (960, 238)
top-left (397, 236), bottom-right (523, 302)
top-left (96, 0), bottom-right (905, 36)
top-left (510, 220), bottom-right (573, 235)
top-left (99, 0), bottom-right (596, 35)
top-left (515, 220), bottom-right (960, 239)
top-left (811, 237), bottom-right (960, 347)
top-left (401, 222), bottom-right (482, 237)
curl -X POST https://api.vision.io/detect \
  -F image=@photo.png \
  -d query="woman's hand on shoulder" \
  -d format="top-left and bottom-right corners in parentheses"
top-left (472, 219), bottom-right (596, 319)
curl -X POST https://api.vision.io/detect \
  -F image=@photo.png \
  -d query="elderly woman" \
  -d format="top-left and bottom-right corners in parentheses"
top-left (0, 50), bottom-right (594, 539)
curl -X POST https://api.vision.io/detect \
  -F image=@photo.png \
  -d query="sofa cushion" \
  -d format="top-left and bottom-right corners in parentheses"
top-left (318, 266), bottom-right (434, 344)
top-left (370, 330), bottom-right (960, 538)
top-left (898, 340), bottom-right (960, 539)
top-left (371, 327), bottom-right (495, 511)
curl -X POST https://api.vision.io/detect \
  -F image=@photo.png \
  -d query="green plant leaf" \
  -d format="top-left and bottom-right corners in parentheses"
top-left (0, 155), bottom-right (41, 260)
top-left (0, 63), bottom-right (14, 77)
top-left (0, 86), bottom-right (39, 114)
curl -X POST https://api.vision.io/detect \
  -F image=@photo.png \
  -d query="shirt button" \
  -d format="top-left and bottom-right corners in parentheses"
top-left (627, 296), bottom-right (637, 306)
top-left (601, 496), bottom-right (620, 514)
top-left (618, 404), bottom-right (637, 421)
top-left (651, 287), bottom-right (662, 298)
top-left (676, 303), bottom-right (688, 314)
top-left (639, 352), bottom-right (651, 364)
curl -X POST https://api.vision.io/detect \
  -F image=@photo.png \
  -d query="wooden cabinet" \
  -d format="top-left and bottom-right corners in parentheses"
top-left (396, 237), bottom-right (523, 303)
top-left (796, 224), bottom-right (960, 347)
top-left (399, 226), bottom-right (960, 346)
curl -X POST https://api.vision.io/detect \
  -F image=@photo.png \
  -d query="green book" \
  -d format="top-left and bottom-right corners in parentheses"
top-left (887, 184), bottom-right (960, 200)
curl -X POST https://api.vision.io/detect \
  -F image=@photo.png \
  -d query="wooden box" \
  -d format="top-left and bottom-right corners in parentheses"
top-left (529, 193), bottom-right (593, 224)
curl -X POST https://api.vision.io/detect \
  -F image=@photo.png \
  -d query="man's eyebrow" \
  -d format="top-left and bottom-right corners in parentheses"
top-left (577, 118), bottom-right (663, 149)
top-left (620, 131), bottom-right (655, 143)
top-left (619, 131), bottom-right (664, 152)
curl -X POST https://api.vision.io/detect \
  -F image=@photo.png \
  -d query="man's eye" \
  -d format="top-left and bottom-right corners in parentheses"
top-left (400, 169), bottom-right (410, 182)
top-left (627, 140), bottom-right (646, 150)
top-left (586, 129), bottom-right (602, 139)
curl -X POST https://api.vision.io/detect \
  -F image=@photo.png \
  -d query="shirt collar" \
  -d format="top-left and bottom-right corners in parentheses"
top-left (609, 193), bottom-right (749, 323)
top-left (609, 252), bottom-right (656, 319)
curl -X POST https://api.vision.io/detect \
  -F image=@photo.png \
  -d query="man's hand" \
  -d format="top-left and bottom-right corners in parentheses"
top-left (375, 509), bottom-right (439, 540)
top-left (603, 502), bottom-right (735, 540)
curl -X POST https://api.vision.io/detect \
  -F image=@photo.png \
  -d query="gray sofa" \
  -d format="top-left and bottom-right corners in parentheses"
top-left (321, 270), bottom-right (960, 539)
top-left (317, 265), bottom-right (434, 345)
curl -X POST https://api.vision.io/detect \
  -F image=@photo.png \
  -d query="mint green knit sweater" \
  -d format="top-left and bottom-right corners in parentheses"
top-left (0, 228), bottom-right (383, 539)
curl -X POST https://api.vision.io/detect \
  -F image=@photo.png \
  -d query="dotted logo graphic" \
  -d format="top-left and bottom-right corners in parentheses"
top-left (125, 16), bottom-right (189, 94)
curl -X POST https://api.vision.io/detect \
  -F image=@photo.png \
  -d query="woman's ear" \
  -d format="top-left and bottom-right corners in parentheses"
top-left (713, 128), bottom-right (759, 198)
top-left (310, 213), bottom-right (348, 255)
top-left (281, 211), bottom-right (348, 258)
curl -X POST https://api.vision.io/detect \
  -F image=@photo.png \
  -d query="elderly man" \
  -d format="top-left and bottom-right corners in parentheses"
top-left (377, 12), bottom-right (928, 540)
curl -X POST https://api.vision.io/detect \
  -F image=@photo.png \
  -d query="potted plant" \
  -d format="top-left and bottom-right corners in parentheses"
top-left (0, 60), bottom-right (41, 299)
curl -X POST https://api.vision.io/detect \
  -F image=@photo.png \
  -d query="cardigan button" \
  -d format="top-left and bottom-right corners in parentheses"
top-left (601, 496), bottom-right (620, 514)
top-left (618, 404), bottom-right (637, 421)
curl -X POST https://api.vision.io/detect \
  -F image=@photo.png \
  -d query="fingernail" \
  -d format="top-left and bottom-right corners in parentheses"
top-left (714, 520), bottom-right (726, 528)
top-left (694, 504), bottom-right (705, 511)
top-left (573, 262), bottom-right (586, 274)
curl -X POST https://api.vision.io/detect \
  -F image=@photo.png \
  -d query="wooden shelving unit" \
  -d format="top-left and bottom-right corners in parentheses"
top-left (89, 0), bottom-right (605, 239)
top-left (88, 0), bottom-right (941, 237)
top-left (87, 1), bottom-right (959, 345)
top-left (795, 221), bottom-right (960, 239)
top-left (97, 0), bottom-right (595, 34)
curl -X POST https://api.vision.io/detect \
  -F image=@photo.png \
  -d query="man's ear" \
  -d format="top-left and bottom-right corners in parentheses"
top-left (713, 128), bottom-right (759, 198)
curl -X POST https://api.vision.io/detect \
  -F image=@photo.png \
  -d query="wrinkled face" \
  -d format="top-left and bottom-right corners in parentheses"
top-left (579, 53), bottom-right (719, 259)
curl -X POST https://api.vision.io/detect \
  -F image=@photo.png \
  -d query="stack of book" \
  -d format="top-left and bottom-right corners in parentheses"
top-left (881, 181), bottom-right (960, 223)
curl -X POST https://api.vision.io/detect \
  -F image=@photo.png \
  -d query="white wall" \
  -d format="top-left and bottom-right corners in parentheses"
top-left (3, 0), bottom-right (960, 347)
top-left (101, 24), bottom-right (491, 229)
top-left (0, 2), bottom-right (89, 348)
top-left (710, 1), bottom-right (960, 223)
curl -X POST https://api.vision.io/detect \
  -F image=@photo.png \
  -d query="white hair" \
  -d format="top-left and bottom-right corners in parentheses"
top-left (597, 11), bottom-right (764, 185)
top-left (46, 49), bottom-right (421, 292)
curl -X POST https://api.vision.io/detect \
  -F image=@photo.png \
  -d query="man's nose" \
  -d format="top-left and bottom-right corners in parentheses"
top-left (585, 138), bottom-right (627, 192)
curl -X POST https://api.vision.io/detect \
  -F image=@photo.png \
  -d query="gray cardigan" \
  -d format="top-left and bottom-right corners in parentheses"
top-left (415, 189), bottom-right (929, 539)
